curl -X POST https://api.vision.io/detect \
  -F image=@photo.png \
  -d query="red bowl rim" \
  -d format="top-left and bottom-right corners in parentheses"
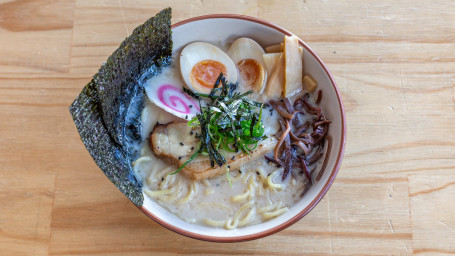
top-left (138, 13), bottom-right (347, 243)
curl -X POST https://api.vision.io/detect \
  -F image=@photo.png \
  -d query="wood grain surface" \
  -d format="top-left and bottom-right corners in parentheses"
top-left (0, 0), bottom-right (454, 255)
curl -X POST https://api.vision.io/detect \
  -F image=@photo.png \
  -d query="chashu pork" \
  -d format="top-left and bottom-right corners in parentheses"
top-left (150, 122), bottom-right (277, 180)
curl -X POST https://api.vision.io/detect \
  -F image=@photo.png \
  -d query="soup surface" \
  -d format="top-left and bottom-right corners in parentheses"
top-left (134, 66), bottom-right (324, 229)
top-left (134, 37), bottom-right (329, 229)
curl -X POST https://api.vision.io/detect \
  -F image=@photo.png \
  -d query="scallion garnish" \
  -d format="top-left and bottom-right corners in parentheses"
top-left (170, 73), bottom-right (266, 175)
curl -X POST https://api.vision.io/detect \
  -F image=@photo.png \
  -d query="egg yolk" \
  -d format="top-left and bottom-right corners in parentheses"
top-left (237, 59), bottom-right (260, 89)
top-left (190, 60), bottom-right (227, 88)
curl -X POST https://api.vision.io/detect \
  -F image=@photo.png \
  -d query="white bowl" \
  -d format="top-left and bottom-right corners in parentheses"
top-left (138, 14), bottom-right (346, 242)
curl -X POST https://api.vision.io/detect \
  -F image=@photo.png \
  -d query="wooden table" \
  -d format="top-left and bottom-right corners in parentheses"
top-left (1, 0), bottom-right (454, 255)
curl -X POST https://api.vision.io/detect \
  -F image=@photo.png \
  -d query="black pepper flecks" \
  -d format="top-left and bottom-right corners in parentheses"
top-left (161, 177), bottom-right (164, 181)
top-left (231, 156), bottom-right (235, 160)
top-left (190, 131), bottom-right (194, 135)
top-left (191, 146), bottom-right (194, 150)
top-left (178, 156), bottom-right (182, 160)
top-left (180, 142), bottom-right (184, 146)
top-left (256, 171), bottom-right (260, 175)
top-left (185, 115), bottom-right (188, 120)
top-left (189, 105), bottom-right (193, 108)
top-left (227, 165), bottom-right (230, 169)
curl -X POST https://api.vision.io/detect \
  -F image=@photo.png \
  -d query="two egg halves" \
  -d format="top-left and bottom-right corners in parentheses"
top-left (179, 38), bottom-right (267, 95)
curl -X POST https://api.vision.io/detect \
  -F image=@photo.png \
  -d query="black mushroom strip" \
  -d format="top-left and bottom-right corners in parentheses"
top-left (267, 90), bottom-right (330, 184)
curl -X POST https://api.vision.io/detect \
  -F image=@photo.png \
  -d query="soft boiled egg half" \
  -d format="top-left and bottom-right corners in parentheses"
top-left (180, 42), bottom-right (238, 94)
top-left (227, 38), bottom-right (267, 94)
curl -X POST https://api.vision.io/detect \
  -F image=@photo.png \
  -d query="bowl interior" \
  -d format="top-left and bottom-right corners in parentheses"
top-left (140, 15), bottom-right (345, 242)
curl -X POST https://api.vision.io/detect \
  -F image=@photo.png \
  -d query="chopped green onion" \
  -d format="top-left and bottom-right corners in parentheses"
top-left (169, 148), bottom-right (201, 175)
top-left (188, 117), bottom-right (199, 127)
top-left (175, 73), bottom-right (266, 174)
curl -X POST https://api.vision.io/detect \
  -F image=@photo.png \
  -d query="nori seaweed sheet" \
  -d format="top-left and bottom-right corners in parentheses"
top-left (69, 8), bottom-right (172, 206)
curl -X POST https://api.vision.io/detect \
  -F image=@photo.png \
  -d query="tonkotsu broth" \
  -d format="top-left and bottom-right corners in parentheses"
top-left (134, 44), bottom-right (322, 229)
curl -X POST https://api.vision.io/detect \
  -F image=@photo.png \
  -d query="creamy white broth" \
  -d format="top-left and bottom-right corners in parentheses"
top-left (133, 32), bottom-right (332, 229)
top-left (134, 51), bottom-right (321, 229)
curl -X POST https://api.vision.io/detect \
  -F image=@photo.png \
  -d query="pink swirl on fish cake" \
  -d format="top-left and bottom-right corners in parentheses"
top-left (157, 84), bottom-right (199, 114)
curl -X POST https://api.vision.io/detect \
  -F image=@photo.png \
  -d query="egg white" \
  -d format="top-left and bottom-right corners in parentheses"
top-left (179, 42), bottom-right (238, 94)
top-left (227, 38), bottom-right (267, 94)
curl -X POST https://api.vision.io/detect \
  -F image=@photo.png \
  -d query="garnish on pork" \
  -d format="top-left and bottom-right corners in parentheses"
top-left (150, 73), bottom-right (274, 179)
top-left (150, 122), bottom-right (276, 180)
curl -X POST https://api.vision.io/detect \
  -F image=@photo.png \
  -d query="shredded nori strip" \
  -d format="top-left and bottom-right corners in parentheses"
top-left (69, 8), bottom-right (172, 206)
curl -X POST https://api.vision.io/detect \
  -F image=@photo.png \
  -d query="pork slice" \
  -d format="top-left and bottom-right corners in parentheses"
top-left (149, 122), bottom-right (199, 164)
top-left (149, 122), bottom-right (277, 180)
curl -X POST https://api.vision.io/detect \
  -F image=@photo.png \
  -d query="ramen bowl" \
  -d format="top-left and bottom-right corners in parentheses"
top-left (138, 14), bottom-right (346, 242)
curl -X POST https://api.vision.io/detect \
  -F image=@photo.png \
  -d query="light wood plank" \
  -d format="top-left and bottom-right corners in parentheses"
top-left (0, 0), bottom-right (455, 255)
top-left (410, 175), bottom-right (455, 255)
top-left (0, 171), bottom-right (55, 256)
top-left (0, 0), bottom-right (75, 73)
